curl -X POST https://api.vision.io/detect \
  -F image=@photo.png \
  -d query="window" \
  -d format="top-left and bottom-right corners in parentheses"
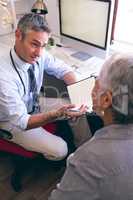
top-left (113, 0), bottom-right (133, 45)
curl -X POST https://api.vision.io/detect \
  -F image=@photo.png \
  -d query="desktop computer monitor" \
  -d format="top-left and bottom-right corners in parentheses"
top-left (59, 0), bottom-right (111, 57)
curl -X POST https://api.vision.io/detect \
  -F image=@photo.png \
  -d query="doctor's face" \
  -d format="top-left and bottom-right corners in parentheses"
top-left (15, 29), bottom-right (49, 64)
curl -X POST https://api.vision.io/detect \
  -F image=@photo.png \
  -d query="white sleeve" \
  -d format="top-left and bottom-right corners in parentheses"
top-left (43, 51), bottom-right (74, 79)
top-left (0, 77), bottom-right (30, 130)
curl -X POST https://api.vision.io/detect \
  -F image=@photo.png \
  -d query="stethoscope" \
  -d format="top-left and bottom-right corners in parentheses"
top-left (10, 50), bottom-right (26, 95)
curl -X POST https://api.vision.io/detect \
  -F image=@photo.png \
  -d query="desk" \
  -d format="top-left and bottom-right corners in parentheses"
top-left (49, 46), bottom-right (104, 80)
top-left (43, 46), bottom-right (104, 98)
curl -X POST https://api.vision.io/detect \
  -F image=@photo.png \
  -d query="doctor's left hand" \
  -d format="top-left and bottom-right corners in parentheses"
top-left (55, 104), bottom-right (88, 120)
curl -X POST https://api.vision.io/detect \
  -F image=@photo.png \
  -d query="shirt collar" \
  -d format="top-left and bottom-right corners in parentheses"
top-left (11, 48), bottom-right (31, 71)
top-left (94, 123), bottom-right (133, 139)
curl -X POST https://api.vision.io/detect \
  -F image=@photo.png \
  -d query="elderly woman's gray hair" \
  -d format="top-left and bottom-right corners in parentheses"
top-left (99, 53), bottom-right (133, 124)
top-left (17, 13), bottom-right (51, 38)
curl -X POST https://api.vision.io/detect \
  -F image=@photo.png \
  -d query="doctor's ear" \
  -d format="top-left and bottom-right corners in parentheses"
top-left (15, 29), bottom-right (23, 40)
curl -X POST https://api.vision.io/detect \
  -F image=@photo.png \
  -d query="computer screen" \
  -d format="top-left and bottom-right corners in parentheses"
top-left (59, 0), bottom-right (111, 50)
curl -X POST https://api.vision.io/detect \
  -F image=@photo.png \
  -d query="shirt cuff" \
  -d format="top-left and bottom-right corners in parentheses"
top-left (19, 113), bottom-right (31, 130)
top-left (56, 63), bottom-right (74, 79)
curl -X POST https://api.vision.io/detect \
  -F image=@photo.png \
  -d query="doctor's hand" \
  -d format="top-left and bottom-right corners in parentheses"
top-left (55, 104), bottom-right (88, 120)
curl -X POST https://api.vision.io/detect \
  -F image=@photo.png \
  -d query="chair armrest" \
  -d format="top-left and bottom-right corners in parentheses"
top-left (0, 129), bottom-right (13, 140)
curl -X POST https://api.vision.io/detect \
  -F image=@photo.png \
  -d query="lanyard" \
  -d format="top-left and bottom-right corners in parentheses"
top-left (10, 50), bottom-right (26, 94)
top-left (10, 50), bottom-right (40, 114)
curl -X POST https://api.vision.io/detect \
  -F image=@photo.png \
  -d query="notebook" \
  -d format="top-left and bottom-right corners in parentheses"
top-left (67, 77), bottom-right (95, 112)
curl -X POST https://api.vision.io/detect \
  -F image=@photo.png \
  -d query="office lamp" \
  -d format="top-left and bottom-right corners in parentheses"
top-left (31, 0), bottom-right (48, 15)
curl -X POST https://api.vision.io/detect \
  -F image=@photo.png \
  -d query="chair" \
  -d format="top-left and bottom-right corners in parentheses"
top-left (0, 123), bottom-right (57, 192)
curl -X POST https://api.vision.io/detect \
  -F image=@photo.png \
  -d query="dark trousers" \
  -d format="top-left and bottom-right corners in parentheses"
top-left (55, 113), bottom-right (104, 154)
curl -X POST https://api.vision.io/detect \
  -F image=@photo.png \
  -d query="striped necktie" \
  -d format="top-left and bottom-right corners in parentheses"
top-left (28, 65), bottom-right (40, 114)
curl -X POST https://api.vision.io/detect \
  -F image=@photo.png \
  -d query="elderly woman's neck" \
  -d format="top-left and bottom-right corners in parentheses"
top-left (103, 109), bottom-right (114, 126)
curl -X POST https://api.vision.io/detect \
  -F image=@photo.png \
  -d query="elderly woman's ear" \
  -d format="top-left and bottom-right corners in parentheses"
top-left (101, 90), bottom-right (112, 110)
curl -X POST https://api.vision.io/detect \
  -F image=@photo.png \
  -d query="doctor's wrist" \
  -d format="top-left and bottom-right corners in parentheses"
top-left (44, 110), bottom-right (62, 122)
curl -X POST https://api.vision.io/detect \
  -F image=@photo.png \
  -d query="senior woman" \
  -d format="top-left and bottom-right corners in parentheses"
top-left (49, 53), bottom-right (133, 200)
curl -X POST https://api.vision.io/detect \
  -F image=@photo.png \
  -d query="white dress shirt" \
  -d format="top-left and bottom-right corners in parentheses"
top-left (0, 48), bottom-right (73, 131)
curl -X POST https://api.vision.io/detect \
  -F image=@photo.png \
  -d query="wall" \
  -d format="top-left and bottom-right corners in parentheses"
top-left (12, 0), bottom-right (34, 25)
top-left (45, 0), bottom-right (60, 37)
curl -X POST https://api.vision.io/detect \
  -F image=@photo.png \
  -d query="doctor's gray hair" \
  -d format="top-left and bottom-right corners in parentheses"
top-left (99, 53), bottom-right (133, 124)
top-left (17, 13), bottom-right (51, 38)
